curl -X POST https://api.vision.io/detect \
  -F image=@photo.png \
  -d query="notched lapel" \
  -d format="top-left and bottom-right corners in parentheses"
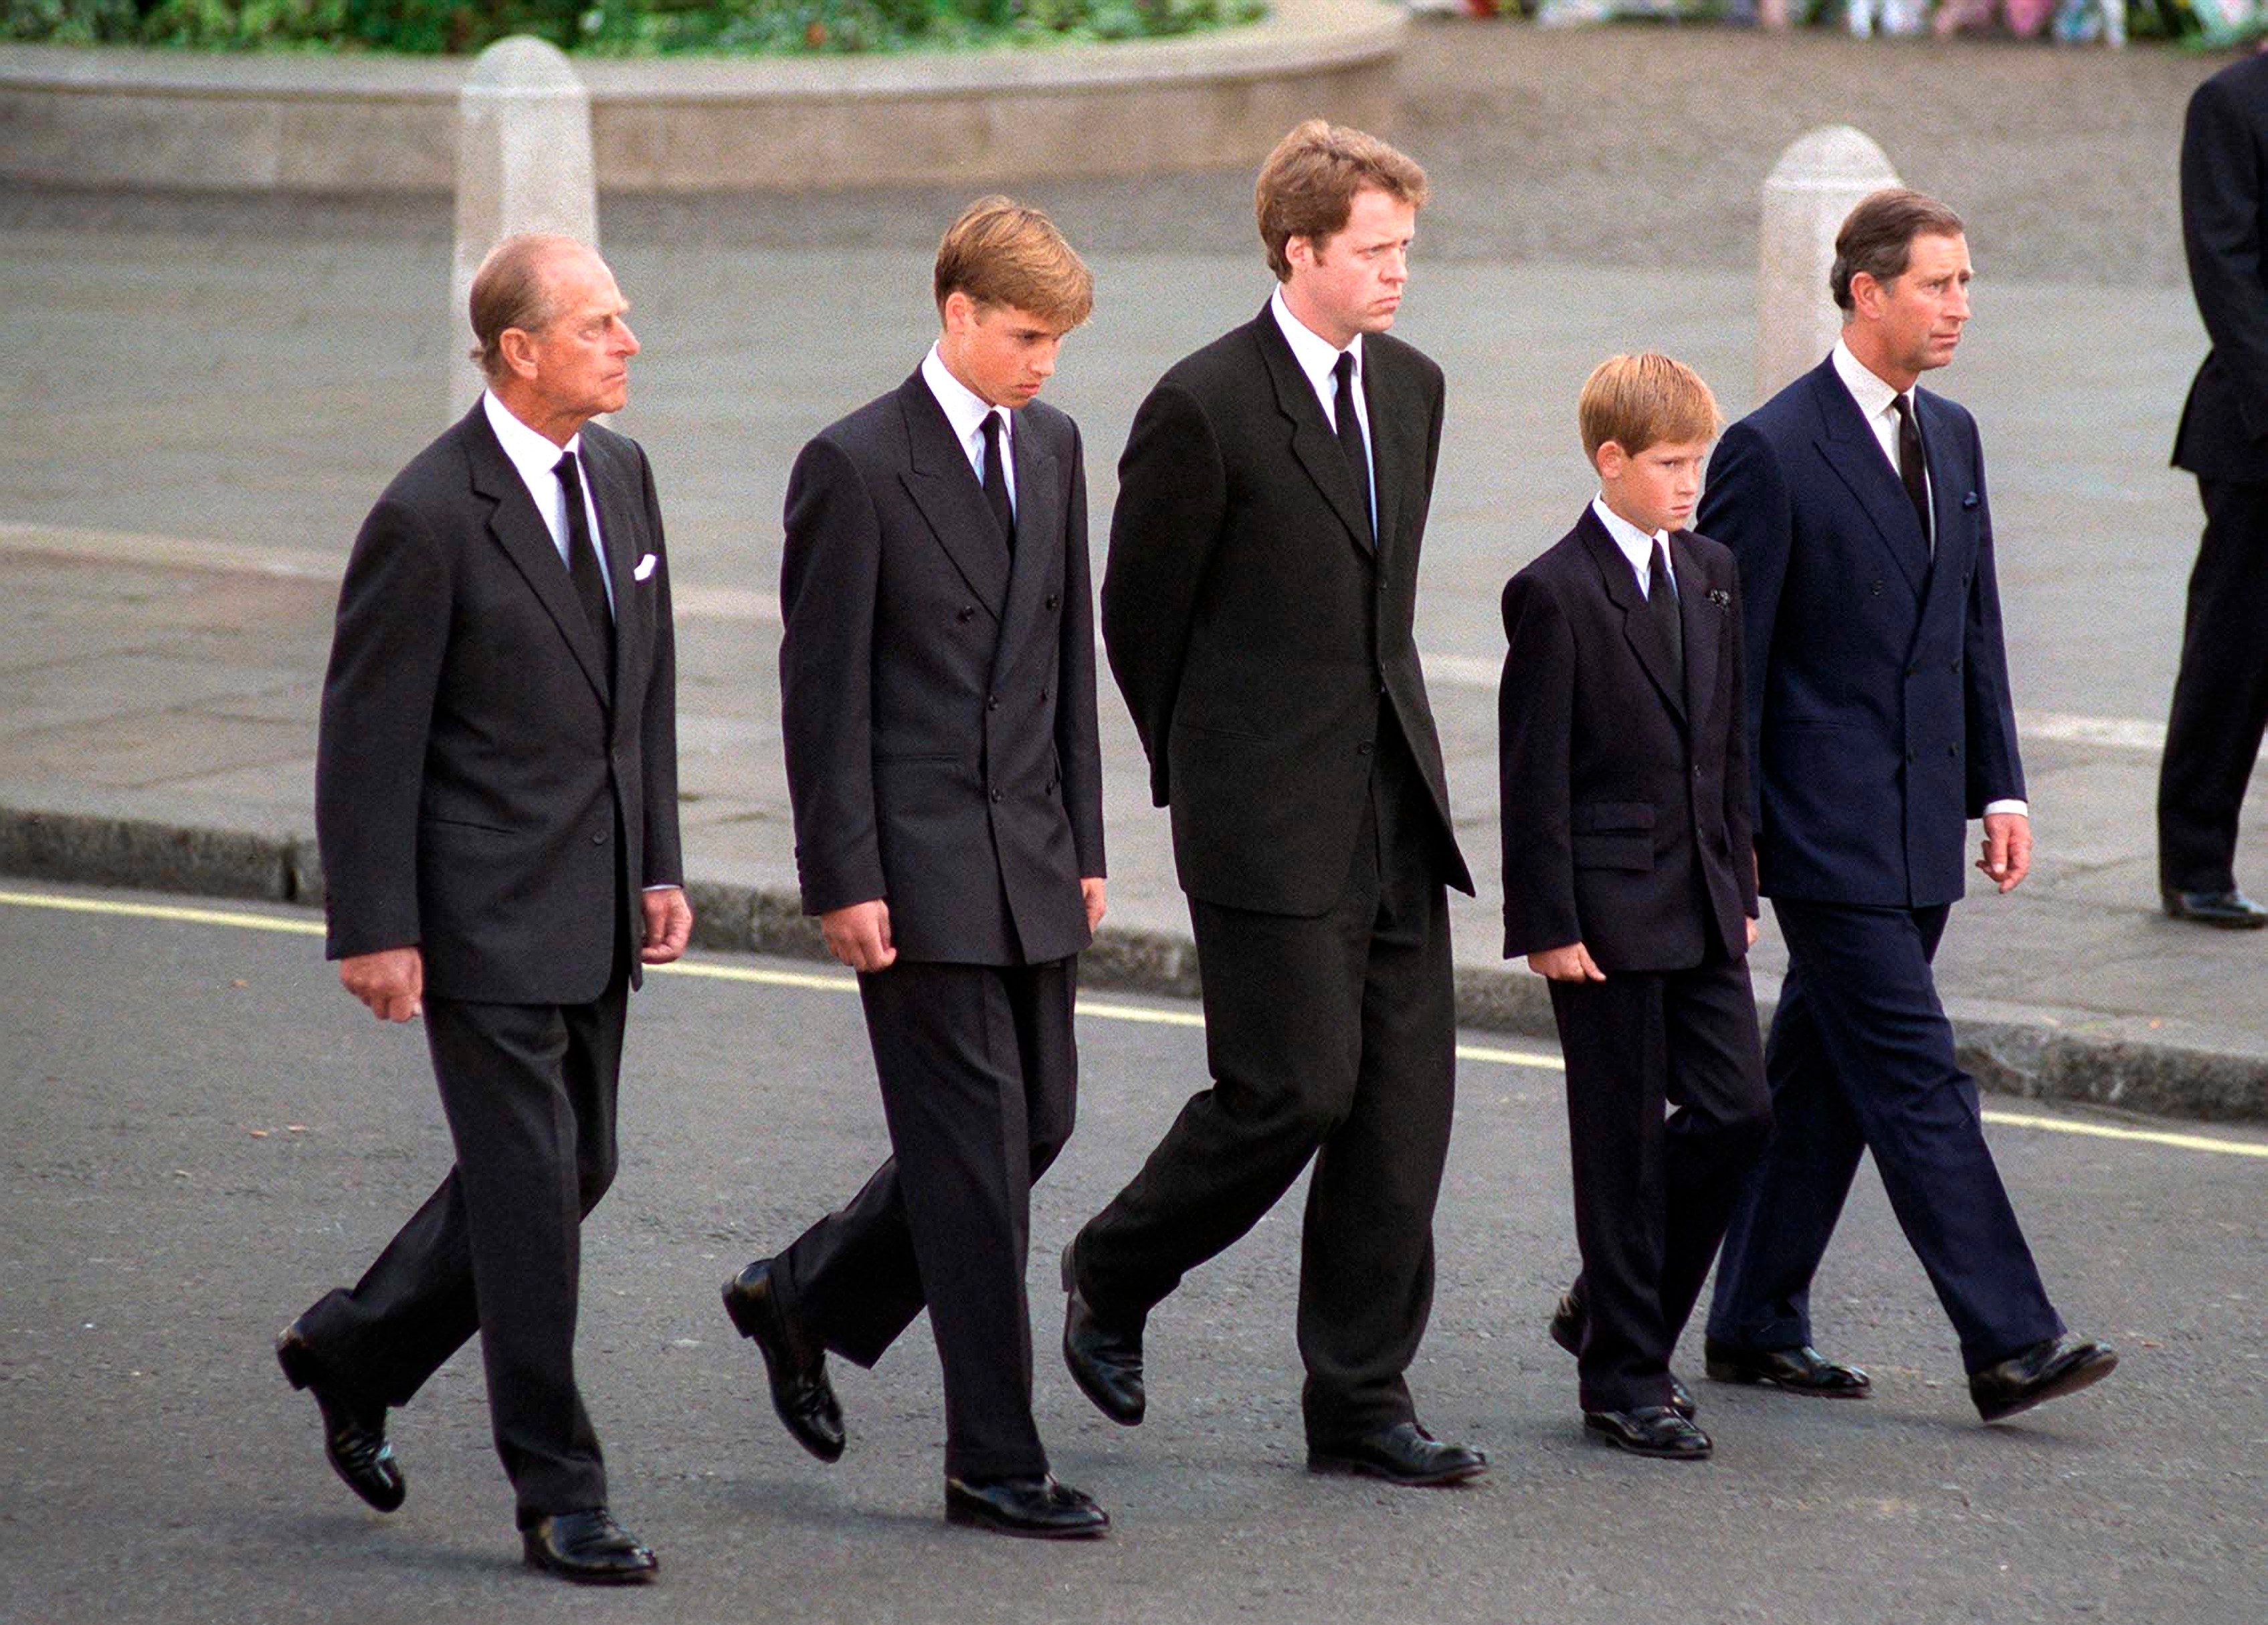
top-left (993, 427), bottom-right (1062, 679)
top-left (1363, 347), bottom-right (1405, 561)
top-left (896, 377), bottom-right (1010, 618)
top-left (1674, 534), bottom-right (1719, 739)
top-left (581, 435), bottom-right (646, 716)
top-left (464, 410), bottom-right (612, 706)
top-left (1578, 510), bottom-right (1683, 720)
top-left (1251, 312), bottom-right (1374, 555)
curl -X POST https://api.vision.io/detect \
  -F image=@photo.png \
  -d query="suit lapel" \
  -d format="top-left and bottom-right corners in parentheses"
top-left (1363, 342), bottom-right (1405, 563)
top-left (1250, 308), bottom-right (1374, 556)
top-left (1673, 531), bottom-right (1717, 741)
top-left (581, 432), bottom-right (646, 725)
top-left (463, 405), bottom-right (613, 706)
top-left (991, 417), bottom-right (1060, 680)
top-left (1577, 508), bottom-right (1684, 721)
top-left (1806, 363), bottom-right (1929, 597)
top-left (895, 373), bottom-right (1011, 619)
top-left (1914, 390), bottom-right (1978, 637)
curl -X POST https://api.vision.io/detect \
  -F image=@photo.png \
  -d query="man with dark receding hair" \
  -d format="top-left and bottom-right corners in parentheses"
top-left (277, 232), bottom-right (686, 1583)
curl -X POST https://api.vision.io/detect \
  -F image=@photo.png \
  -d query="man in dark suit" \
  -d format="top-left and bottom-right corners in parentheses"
top-left (2160, 52), bottom-right (2268, 929)
top-left (1503, 354), bottom-right (1771, 1462)
top-left (278, 233), bottom-right (688, 1582)
top-left (1060, 120), bottom-right (1485, 1487)
top-left (1699, 189), bottom-right (2115, 1425)
top-left (721, 199), bottom-right (1109, 1540)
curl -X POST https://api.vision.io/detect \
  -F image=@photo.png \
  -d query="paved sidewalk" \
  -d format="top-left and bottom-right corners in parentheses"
top-left (5, 25), bottom-right (2266, 1120)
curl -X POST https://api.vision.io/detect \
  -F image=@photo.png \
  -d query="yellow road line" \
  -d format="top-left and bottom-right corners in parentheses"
top-left (9, 885), bottom-right (2267, 1158)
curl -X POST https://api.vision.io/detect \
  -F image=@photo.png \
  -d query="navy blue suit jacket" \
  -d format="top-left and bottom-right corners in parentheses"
top-left (1698, 357), bottom-right (2024, 910)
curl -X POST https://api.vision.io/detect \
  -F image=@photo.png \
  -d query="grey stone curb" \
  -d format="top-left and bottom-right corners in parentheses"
top-left (5, 801), bottom-right (2263, 1125)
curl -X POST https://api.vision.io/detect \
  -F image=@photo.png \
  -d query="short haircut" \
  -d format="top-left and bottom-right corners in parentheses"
top-left (933, 197), bottom-right (1095, 330)
top-left (1254, 119), bottom-right (1429, 282)
top-left (1578, 353), bottom-right (1722, 462)
top-left (468, 233), bottom-right (588, 382)
top-left (1830, 188), bottom-right (1966, 313)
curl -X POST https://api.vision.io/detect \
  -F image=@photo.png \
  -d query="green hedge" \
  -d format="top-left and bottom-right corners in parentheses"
top-left (0, 0), bottom-right (1267, 53)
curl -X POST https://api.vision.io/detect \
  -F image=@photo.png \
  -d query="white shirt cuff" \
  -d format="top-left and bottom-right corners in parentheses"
top-left (1981, 799), bottom-right (2028, 819)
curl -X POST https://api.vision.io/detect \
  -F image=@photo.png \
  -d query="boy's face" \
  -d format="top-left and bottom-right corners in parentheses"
top-left (1597, 437), bottom-right (1710, 537)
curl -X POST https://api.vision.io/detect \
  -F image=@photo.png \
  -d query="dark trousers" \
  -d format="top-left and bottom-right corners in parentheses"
top-left (1551, 955), bottom-right (1770, 1414)
top-left (1706, 900), bottom-right (2063, 1373)
top-left (1072, 734), bottom-right (1457, 1443)
top-left (777, 957), bottom-right (1076, 1481)
top-left (293, 963), bottom-right (629, 1523)
top-left (2159, 477), bottom-right (2268, 894)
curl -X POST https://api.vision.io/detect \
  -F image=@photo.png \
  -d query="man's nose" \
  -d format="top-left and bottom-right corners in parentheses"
top-left (618, 321), bottom-right (640, 355)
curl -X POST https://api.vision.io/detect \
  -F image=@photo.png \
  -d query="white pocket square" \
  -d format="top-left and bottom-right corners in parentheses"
top-left (633, 553), bottom-right (658, 582)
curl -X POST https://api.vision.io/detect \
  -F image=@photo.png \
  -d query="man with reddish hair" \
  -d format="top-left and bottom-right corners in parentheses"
top-left (1062, 121), bottom-right (1486, 1487)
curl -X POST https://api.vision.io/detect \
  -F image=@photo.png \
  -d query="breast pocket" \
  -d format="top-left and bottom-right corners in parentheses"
top-left (1570, 801), bottom-right (1655, 872)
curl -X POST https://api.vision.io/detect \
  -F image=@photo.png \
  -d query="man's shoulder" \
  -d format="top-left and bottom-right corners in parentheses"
top-left (1679, 529), bottom-right (1738, 580)
top-left (578, 417), bottom-right (647, 474)
top-left (373, 414), bottom-right (482, 516)
top-left (1365, 327), bottom-right (1442, 393)
top-left (1019, 395), bottom-right (1080, 455)
top-left (2201, 48), bottom-right (2268, 110)
top-left (801, 386), bottom-right (908, 472)
top-left (1156, 320), bottom-right (1265, 398)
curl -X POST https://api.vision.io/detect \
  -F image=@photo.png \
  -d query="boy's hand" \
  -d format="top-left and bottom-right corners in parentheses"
top-left (1528, 941), bottom-right (1607, 982)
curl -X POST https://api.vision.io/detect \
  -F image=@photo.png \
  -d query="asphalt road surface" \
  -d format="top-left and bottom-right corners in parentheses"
top-left (2, 880), bottom-right (2263, 1625)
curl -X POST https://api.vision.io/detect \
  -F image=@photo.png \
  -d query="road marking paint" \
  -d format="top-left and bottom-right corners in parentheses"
top-left (10, 886), bottom-right (2265, 1157)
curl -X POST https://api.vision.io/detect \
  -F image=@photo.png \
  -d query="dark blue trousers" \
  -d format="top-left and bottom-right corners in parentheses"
top-left (1705, 898), bottom-right (2063, 1373)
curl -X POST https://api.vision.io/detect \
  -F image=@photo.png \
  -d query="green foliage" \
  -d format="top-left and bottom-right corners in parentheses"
top-left (1, 0), bottom-right (1266, 52)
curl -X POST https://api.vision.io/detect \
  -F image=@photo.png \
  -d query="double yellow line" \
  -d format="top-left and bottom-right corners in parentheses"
top-left (7, 886), bottom-right (2265, 1163)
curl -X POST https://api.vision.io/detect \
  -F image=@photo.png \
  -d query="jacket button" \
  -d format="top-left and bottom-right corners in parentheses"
top-left (1045, 593), bottom-right (1059, 609)
top-left (991, 789), bottom-right (1004, 803)
top-left (987, 695), bottom-right (1000, 710)
top-left (1040, 687), bottom-right (1050, 701)
top-left (1870, 580), bottom-right (1883, 595)
top-left (1907, 749), bottom-right (1917, 763)
top-left (957, 606), bottom-right (975, 622)
top-left (591, 830), bottom-right (607, 845)
top-left (1948, 743), bottom-right (1958, 757)
top-left (1693, 765), bottom-right (1703, 779)
top-left (1950, 659), bottom-right (1962, 673)
top-left (1357, 742), bottom-right (1374, 756)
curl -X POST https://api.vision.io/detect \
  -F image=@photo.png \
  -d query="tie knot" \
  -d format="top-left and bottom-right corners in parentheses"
top-left (554, 450), bottom-right (582, 490)
top-left (1649, 540), bottom-right (1675, 597)
top-left (981, 411), bottom-right (1005, 450)
top-left (1333, 351), bottom-right (1357, 389)
top-left (1891, 391), bottom-right (1915, 424)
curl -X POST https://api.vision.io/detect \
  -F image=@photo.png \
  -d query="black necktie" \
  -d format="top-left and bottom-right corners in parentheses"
top-left (1332, 350), bottom-right (1375, 547)
top-left (980, 411), bottom-right (1015, 557)
top-left (1648, 539), bottom-right (1685, 692)
top-left (1891, 392), bottom-right (1931, 551)
top-left (553, 451), bottom-right (615, 692)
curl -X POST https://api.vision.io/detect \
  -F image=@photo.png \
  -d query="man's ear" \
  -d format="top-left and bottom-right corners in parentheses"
top-left (496, 326), bottom-right (541, 381)
top-left (1595, 441), bottom-right (1628, 482)
top-left (941, 290), bottom-right (975, 337)
top-left (1849, 270), bottom-right (1886, 320)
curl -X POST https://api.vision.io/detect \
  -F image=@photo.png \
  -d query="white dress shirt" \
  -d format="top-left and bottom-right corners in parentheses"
top-left (1825, 345), bottom-right (2024, 820)
top-left (1590, 495), bottom-right (1675, 599)
top-left (482, 391), bottom-right (614, 614)
top-left (921, 344), bottom-right (1015, 520)
top-left (1270, 286), bottom-right (1376, 535)
top-left (1830, 338), bottom-right (1933, 551)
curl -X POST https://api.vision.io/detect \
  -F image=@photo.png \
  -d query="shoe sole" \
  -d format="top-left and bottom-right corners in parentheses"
top-left (721, 1279), bottom-right (846, 1464)
top-left (1976, 1349), bottom-right (2119, 1424)
top-left (524, 1552), bottom-right (660, 1584)
top-left (1703, 1362), bottom-right (1871, 1399)
top-left (1306, 1454), bottom-right (1489, 1488)
top-left (944, 1504), bottom-right (1109, 1540)
top-left (1582, 1426), bottom-right (1713, 1462)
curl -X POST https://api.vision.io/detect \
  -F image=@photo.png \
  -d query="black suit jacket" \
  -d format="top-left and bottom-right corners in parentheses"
top-left (778, 372), bottom-right (1105, 967)
top-left (1101, 304), bottom-right (1472, 916)
top-left (1700, 358), bottom-right (2023, 909)
top-left (316, 401), bottom-right (683, 1004)
top-left (1499, 507), bottom-right (1756, 973)
top-left (2176, 51), bottom-right (2268, 482)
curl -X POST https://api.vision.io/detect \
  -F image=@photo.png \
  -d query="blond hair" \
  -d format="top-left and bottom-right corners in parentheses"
top-left (1579, 353), bottom-right (1722, 462)
top-left (933, 196), bottom-right (1095, 329)
top-left (1254, 119), bottom-right (1429, 282)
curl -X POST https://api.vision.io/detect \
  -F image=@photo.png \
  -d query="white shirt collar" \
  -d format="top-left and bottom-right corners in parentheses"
top-left (1831, 337), bottom-right (1905, 426)
top-left (1590, 494), bottom-right (1673, 595)
top-left (921, 344), bottom-right (1009, 464)
top-left (482, 389), bottom-right (581, 490)
top-left (1270, 286), bottom-right (1363, 414)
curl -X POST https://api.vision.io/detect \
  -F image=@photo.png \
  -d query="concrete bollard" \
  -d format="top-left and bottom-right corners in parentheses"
top-left (1756, 126), bottom-right (1899, 402)
top-left (450, 35), bottom-right (598, 419)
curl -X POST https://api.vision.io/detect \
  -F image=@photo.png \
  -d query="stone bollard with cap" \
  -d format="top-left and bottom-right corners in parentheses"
top-left (1756, 126), bottom-right (1899, 403)
top-left (449, 35), bottom-right (599, 419)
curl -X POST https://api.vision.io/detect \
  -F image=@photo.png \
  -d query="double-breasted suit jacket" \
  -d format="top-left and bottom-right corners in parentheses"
top-left (1703, 357), bottom-right (2023, 911)
top-left (318, 400), bottom-right (683, 996)
top-left (780, 372), bottom-right (1105, 964)
top-left (1499, 508), bottom-right (1755, 974)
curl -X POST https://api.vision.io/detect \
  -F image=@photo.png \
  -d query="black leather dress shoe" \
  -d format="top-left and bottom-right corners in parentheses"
top-left (1548, 1289), bottom-right (1697, 1419)
top-left (522, 1508), bottom-right (659, 1584)
top-left (275, 1322), bottom-right (405, 1513)
top-left (1060, 1248), bottom-right (1145, 1426)
top-left (1584, 1406), bottom-right (1713, 1461)
top-left (944, 1474), bottom-right (1110, 1539)
top-left (1703, 1338), bottom-right (1872, 1398)
top-left (2163, 888), bottom-right (2268, 929)
top-left (1970, 1335), bottom-right (2118, 1424)
top-left (1308, 1421), bottom-right (1489, 1487)
top-left (722, 1259), bottom-right (844, 1462)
